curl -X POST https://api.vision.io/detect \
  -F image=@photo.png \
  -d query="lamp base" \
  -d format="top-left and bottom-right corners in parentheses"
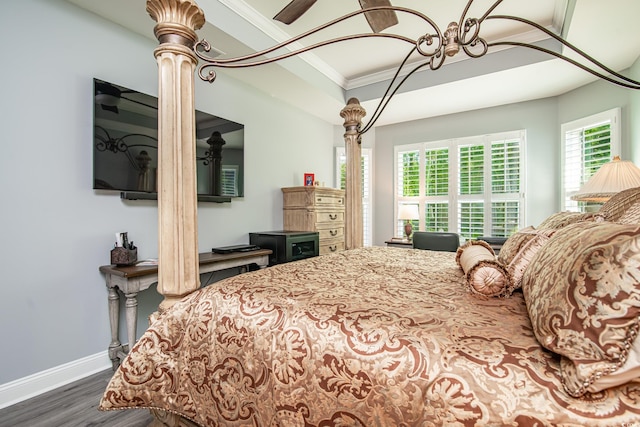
top-left (404, 222), bottom-right (413, 241)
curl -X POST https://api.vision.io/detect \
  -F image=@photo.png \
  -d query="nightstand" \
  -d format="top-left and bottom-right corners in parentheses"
top-left (385, 238), bottom-right (413, 248)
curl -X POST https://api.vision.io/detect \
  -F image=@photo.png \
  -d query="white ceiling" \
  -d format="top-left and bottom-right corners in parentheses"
top-left (67, 0), bottom-right (640, 128)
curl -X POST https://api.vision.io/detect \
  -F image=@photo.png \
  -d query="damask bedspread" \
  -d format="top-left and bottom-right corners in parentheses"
top-left (100, 246), bottom-right (640, 426)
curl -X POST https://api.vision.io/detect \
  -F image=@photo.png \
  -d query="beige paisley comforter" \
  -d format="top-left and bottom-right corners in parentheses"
top-left (100, 247), bottom-right (640, 426)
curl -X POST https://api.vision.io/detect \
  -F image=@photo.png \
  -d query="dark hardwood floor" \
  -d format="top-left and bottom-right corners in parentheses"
top-left (0, 369), bottom-right (154, 427)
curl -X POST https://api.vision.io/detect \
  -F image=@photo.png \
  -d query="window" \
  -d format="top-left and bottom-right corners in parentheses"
top-left (394, 130), bottom-right (525, 241)
top-left (221, 166), bottom-right (239, 197)
top-left (561, 108), bottom-right (620, 212)
top-left (336, 147), bottom-right (372, 246)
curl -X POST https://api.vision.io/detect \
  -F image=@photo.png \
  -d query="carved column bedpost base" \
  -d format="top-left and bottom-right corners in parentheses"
top-left (146, 0), bottom-right (205, 312)
top-left (341, 98), bottom-right (366, 249)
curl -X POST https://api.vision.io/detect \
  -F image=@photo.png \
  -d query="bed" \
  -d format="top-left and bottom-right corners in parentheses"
top-left (100, 187), bottom-right (640, 425)
top-left (99, 0), bottom-right (640, 425)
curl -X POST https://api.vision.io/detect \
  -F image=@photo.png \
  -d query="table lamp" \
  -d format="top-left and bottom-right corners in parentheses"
top-left (398, 204), bottom-right (419, 240)
top-left (571, 156), bottom-right (640, 202)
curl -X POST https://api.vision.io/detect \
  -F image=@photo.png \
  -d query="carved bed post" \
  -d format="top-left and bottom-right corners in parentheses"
top-left (146, 0), bottom-right (205, 312)
top-left (340, 98), bottom-right (366, 249)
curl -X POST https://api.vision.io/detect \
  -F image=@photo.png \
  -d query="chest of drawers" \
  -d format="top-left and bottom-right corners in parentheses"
top-left (282, 186), bottom-right (346, 255)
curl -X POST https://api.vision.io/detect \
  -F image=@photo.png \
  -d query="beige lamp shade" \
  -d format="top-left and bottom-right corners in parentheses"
top-left (398, 204), bottom-right (419, 220)
top-left (571, 156), bottom-right (640, 202)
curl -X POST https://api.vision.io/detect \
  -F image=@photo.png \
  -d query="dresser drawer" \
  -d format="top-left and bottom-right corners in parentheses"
top-left (317, 226), bottom-right (344, 240)
top-left (282, 186), bottom-right (345, 208)
top-left (315, 210), bottom-right (345, 224)
top-left (314, 194), bottom-right (344, 207)
top-left (284, 209), bottom-right (344, 230)
top-left (320, 240), bottom-right (345, 255)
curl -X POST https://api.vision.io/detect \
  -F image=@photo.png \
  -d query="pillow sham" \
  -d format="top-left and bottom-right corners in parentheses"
top-left (595, 186), bottom-right (640, 222)
top-left (617, 200), bottom-right (640, 224)
top-left (536, 211), bottom-right (595, 230)
top-left (497, 226), bottom-right (536, 266)
top-left (521, 221), bottom-right (640, 397)
top-left (456, 240), bottom-right (513, 297)
top-left (506, 228), bottom-right (556, 289)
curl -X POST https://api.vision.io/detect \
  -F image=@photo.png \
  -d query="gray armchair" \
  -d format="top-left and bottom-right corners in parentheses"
top-left (412, 232), bottom-right (460, 252)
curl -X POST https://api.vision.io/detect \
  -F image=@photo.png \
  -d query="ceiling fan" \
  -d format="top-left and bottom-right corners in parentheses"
top-left (94, 80), bottom-right (156, 114)
top-left (274, 0), bottom-right (399, 33)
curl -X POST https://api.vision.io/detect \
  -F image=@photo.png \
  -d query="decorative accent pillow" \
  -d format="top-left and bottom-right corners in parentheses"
top-left (537, 211), bottom-right (595, 230)
top-left (497, 226), bottom-right (536, 266)
top-left (506, 228), bottom-right (556, 289)
top-left (595, 186), bottom-right (640, 222)
top-left (521, 221), bottom-right (640, 397)
top-left (456, 240), bottom-right (513, 297)
top-left (455, 239), bottom-right (494, 267)
top-left (617, 200), bottom-right (640, 224)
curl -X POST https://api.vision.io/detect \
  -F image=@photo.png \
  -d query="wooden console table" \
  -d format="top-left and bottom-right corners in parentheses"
top-left (99, 249), bottom-right (271, 368)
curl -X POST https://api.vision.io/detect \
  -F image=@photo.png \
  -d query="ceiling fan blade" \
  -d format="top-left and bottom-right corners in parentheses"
top-left (274, 0), bottom-right (318, 24)
top-left (358, 0), bottom-right (398, 33)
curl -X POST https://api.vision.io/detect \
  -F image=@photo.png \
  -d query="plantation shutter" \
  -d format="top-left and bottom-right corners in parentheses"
top-left (424, 147), bottom-right (449, 231)
top-left (490, 138), bottom-right (521, 236)
top-left (336, 147), bottom-right (372, 246)
top-left (394, 130), bottom-right (524, 242)
top-left (396, 148), bottom-right (420, 235)
top-left (458, 144), bottom-right (484, 239)
top-left (562, 108), bottom-right (620, 211)
top-left (221, 167), bottom-right (238, 196)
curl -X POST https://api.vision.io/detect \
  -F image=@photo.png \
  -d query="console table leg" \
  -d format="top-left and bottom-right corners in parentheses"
top-left (107, 286), bottom-right (122, 370)
top-left (124, 292), bottom-right (139, 355)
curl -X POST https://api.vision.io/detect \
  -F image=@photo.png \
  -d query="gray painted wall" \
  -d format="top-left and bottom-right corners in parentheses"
top-left (0, 0), bottom-right (337, 384)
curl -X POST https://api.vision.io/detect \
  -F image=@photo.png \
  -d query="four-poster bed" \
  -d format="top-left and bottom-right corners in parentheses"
top-left (99, 0), bottom-right (640, 425)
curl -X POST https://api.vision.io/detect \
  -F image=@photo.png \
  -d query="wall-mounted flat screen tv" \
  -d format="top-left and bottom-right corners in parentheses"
top-left (93, 78), bottom-right (244, 201)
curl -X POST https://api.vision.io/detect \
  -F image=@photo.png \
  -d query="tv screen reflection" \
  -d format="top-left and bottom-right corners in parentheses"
top-left (93, 78), bottom-right (244, 198)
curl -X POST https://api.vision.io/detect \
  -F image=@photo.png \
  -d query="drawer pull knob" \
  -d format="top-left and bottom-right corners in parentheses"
top-left (316, 198), bottom-right (322, 202)
top-left (329, 214), bottom-right (337, 220)
top-left (330, 230), bottom-right (337, 236)
top-left (329, 245), bottom-right (337, 252)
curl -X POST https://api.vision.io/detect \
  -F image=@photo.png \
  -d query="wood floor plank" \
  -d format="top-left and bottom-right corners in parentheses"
top-left (0, 369), bottom-right (154, 427)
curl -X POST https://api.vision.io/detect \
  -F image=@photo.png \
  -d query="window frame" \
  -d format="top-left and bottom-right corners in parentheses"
top-left (335, 146), bottom-right (373, 246)
top-left (393, 130), bottom-right (526, 240)
top-left (560, 108), bottom-right (621, 211)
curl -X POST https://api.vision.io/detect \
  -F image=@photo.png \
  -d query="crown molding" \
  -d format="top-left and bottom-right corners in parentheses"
top-left (347, 26), bottom-right (556, 90)
top-left (215, 1), bottom-right (566, 92)
top-left (217, 0), bottom-right (347, 87)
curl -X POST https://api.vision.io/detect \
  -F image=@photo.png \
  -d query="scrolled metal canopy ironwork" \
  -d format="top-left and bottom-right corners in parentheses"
top-left (193, 0), bottom-right (640, 133)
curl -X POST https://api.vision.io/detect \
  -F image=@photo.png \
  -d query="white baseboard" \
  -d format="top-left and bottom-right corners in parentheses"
top-left (0, 351), bottom-right (111, 410)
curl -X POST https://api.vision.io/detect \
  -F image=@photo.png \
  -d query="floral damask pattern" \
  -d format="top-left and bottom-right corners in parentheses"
top-left (522, 221), bottom-right (640, 397)
top-left (100, 247), bottom-right (640, 426)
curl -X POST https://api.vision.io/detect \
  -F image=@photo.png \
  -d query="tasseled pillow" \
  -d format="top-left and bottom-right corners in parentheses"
top-left (456, 240), bottom-right (513, 297)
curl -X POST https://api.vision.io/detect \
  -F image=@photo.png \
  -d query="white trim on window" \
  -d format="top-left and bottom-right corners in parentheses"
top-left (394, 130), bottom-right (526, 241)
top-left (560, 108), bottom-right (621, 211)
top-left (335, 146), bottom-right (373, 246)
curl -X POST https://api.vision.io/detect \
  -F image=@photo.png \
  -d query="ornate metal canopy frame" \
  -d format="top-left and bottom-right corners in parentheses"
top-left (143, 0), bottom-right (640, 330)
top-left (194, 0), bottom-right (640, 134)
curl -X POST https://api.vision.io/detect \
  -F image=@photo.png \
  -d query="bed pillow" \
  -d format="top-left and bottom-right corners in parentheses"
top-left (498, 212), bottom-right (594, 284)
top-left (521, 221), bottom-right (640, 397)
top-left (537, 211), bottom-right (595, 230)
top-left (497, 226), bottom-right (536, 266)
top-left (506, 228), bottom-right (556, 289)
top-left (456, 240), bottom-right (513, 297)
top-left (595, 186), bottom-right (640, 222)
top-left (617, 201), bottom-right (640, 224)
